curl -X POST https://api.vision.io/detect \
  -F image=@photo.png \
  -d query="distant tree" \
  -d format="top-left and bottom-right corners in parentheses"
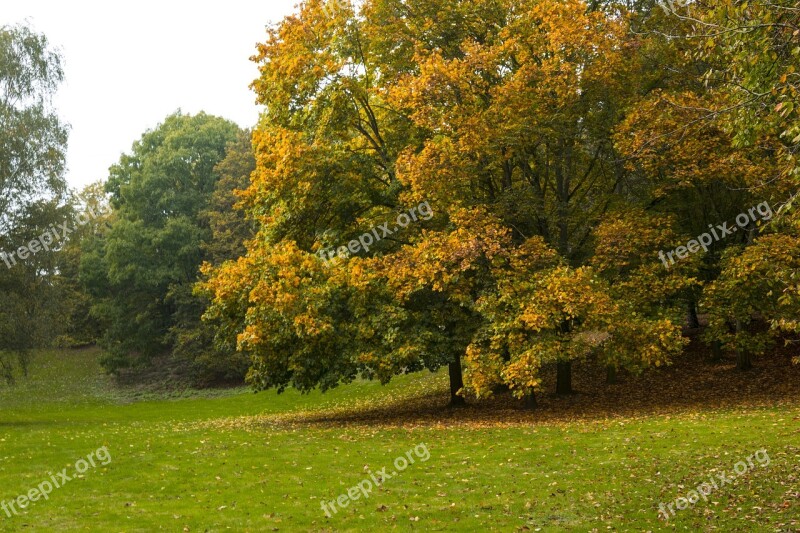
top-left (83, 112), bottom-right (240, 373)
top-left (56, 182), bottom-right (113, 348)
top-left (0, 24), bottom-right (69, 383)
top-left (176, 131), bottom-right (257, 384)
top-left (201, 130), bottom-right (256, 266)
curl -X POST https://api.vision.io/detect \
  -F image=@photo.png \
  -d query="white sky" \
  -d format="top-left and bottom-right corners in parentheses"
top-left (4, 0), bottom-right (300, 190)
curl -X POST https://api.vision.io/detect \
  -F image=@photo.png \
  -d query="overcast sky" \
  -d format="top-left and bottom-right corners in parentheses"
top-left (5, 0), bottom-right (299, 190)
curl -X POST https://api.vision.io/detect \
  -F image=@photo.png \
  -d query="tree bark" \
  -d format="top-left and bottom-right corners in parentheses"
top-left (524, 390), bottom-right (537, 409)
top-left (734, 320), bottom-right (752, 371)
top-left (492, 383), bottom-right (511, 394)
top-left (736, 350), bottom-right (752, 371)
top-left (606, 365), bottom-right (617, 384)
top-left (556, 361), bottom-right (573, 395)
top-left (448, 355), bottom-right (466, 407)
top-left (687, 300), bottom-right (700, 329)
top-left (710, 340), bottom-right (723, 363)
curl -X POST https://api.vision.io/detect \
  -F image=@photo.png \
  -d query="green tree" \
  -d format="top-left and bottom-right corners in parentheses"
top-left (56, 182), bottom-right (114, 348)
top-left (177, 130), bottom-right (257, 384)
top-left (201, 130), bottom-right (256, 266)
top-left (0, 24), bottom-right (69, 383)
top-left (84, 112), bottom-right (240, 373)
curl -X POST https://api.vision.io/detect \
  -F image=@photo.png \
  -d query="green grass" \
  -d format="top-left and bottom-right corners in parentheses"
top-left (0, 348), bottom-right (798, 531)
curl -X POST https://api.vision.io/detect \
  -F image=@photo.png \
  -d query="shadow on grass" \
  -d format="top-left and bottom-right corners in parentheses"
top-left (259, 337), bottom-right (800, 429)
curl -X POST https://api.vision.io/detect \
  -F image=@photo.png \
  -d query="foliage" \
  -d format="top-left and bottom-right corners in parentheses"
top-left (83, 112), bottom-right (240, 373)
top-left (466, 236), bottom-right (687, 399)
top-left (177, 130), bottom-right (258, 384)
top-left (199, 0), bottom-right (705, 399)
top-left (699, 0), bottom-right (800, 180)
top-left (0, 24), bottom-right (69, 384)
top-left (200, 240), bottom-right (360, 393)
top-left (702, 212), bottom-right (800, 362)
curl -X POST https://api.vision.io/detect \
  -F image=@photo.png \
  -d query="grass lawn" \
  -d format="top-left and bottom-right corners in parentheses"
top-left (0, 347), bottom-right (798, 531)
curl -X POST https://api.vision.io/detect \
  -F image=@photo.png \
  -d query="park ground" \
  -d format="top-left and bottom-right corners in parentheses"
top-left (0, 343), bottom-right (799, 532)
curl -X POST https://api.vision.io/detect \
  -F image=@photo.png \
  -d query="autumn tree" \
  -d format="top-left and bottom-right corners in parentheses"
top-left (388, 0), bottom-right (668, 393)
top-left (465, 223), bottom-right (687, 406)
top-left (619, 0), bottom-right (800, 368)
top-left (202, 0), bottom-right (472, 397)
top-left (199, 0), bottom-right (700, 405)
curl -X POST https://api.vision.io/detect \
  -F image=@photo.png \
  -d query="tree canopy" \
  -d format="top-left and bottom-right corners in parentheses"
top-left (0, 24), bottom-right (69, 384)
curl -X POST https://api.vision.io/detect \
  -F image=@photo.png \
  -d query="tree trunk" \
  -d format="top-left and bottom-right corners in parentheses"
top-left (734, 320), bottom-right (752, 371)
top-left (606, 365), bottom-right (617, 384)
top-left (736, 349), bottom-right (752, 371)
top-left (710, 340), bottom-right (723, 363)
top-left (492, 383), bottom-right (511, 395)
top-left (556, 361), bottom-right (573, 395)
top-left (687, 301), bottom-right (700, 329)
top-left (448, 355), bottom-right (466, 407)
top-left (524, 390), bottom-right (537, 409)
